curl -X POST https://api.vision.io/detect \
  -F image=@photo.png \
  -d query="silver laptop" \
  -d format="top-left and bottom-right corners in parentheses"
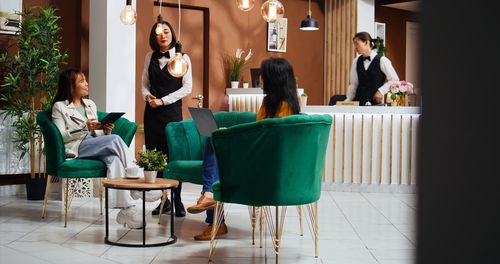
top-left (188, 107), bottom-right (218, 137)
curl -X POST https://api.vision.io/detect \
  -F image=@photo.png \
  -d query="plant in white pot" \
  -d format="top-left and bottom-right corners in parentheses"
top-left (135, 149), bottom-right (167, 183)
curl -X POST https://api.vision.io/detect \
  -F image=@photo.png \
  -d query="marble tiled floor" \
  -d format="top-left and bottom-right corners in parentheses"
top-left (0, 183), bottom-right (416, 264)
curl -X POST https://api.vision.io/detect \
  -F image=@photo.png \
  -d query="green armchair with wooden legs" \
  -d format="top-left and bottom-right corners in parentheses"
top-left (207, 114), bottom-right (332, 264)
top-left (37, 110), bottom-right (137, 227)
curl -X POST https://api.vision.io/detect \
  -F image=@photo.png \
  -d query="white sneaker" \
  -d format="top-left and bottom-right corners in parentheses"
top-left (116, 206), bottom-right (143, 229)
top-left (130, 190), bottom-right (163, 202)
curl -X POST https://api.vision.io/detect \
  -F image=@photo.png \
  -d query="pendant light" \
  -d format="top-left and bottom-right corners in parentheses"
top-left (261, 0), bottom-right (284, 23)
top-left (120, 0), bottom-right (137, 25)
top-left (300, 0), bottom-right (319, 31)
top-left (167, 0), bottom-right (189, 78)
top-left (155, 1), bottom-right (164, 35)
top-left (237, 0), bottom-right (255, 11)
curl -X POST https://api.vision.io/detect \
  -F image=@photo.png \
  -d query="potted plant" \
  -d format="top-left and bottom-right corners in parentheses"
top-left (0, 6), bottom-right (68, 199)
top-left (300, 92), bottom-right (308, 107)
top-left (242, 80), bottom-right (249, 88)
top-left (135, 149), bottom-right (167, 183)
top-left (225, 48), bottom-right (252, 88)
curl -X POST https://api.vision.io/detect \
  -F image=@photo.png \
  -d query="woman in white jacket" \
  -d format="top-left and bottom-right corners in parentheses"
top-left (51, 68), bottom-right (161, 228)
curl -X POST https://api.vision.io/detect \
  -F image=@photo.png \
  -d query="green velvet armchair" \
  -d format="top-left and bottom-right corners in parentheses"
top-left (207, 114), bottom-right (332, 263)
top-left (163, 111), bottom-right (256, 184)
top-left (37, 110), bottom-right (137, 227)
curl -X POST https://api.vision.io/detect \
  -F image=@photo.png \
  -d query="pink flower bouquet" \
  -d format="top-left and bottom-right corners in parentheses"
top-left (388, 80), bottom-right (414, 100)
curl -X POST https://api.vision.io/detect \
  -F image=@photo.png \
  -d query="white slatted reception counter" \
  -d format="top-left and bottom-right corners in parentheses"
top-left (226, 88), bottom-right (304, 112)
top-left (303, 106), bottom-right (420, 193)
top-left (225, 92), bottom-right (421, 193)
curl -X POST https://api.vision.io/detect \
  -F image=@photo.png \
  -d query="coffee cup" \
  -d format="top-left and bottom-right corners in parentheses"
top-left (125, 167), bottom-right (140, 178)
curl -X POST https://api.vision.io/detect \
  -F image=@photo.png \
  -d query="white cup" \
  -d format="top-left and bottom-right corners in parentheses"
top-left (125, 167), bottom-right (140, 177)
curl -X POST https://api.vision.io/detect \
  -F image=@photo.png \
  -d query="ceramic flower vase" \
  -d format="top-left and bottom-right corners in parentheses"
top-left (230, 81), bottom-right (239, 89)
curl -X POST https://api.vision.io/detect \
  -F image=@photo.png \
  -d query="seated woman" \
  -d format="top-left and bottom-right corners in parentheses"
top-left (51, 68), bottom-right (161, 229)
top-left (186, 57), bottom-right (301, 240)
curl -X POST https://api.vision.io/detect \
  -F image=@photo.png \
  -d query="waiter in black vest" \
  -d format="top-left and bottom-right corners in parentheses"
top-left (141, 20), bottom-right (192, 217)
top-left (345, 32), bottom-right (399, 105)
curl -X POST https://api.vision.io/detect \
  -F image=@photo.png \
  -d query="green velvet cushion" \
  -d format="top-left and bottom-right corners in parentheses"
top-left (211, 114), bottom-right (332, 206)
top-left (164, 160), bottom-right (203, 184)
top-left (58, 159), bottom-right (107, 178)
top-left (163, 111), bottom-right (256, 184)
top-left (37, 110), bottom-right (137, 179)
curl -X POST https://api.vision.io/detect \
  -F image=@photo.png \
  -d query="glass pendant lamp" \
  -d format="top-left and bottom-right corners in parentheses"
top-left (120, 0), bottom-right (137, 25)
top-left (155, 1), bottom-right (164, 35)
top-left (261, 0), bottom-right (284, 23)
top-left (237, 0), bottom-right (255, 11)
top-left (300, 0), bottom-right (319, 31)
top-left (167, 0), bottom-right (189, 78)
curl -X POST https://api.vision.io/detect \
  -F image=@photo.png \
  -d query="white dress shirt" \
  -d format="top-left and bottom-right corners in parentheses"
top-left (141, 47), bottom-right (193, 105)
top-left (345, 50), bottom-right (399, 101)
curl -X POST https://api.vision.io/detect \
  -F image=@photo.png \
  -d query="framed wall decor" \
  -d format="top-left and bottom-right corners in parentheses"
top-left (0, 0), bottom-right (22, 35)
top-left (267, 18), bottom-right (287, 53)
top-left (374, 22), bottom-right (386, 43)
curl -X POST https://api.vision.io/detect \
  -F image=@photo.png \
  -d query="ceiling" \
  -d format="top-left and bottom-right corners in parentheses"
top-left (383, 0), bottom-right (421, 12)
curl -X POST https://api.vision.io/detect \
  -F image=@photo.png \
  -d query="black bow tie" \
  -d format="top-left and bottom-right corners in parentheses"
top-left (160, 52), bottom-right (170, 59)
top-left (362, 56), bottom-right (371, 61)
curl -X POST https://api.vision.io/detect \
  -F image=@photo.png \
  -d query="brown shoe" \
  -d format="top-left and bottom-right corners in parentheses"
top-left (194, 223), bottom-right (228, 241)
top-left (187, 195), bottom-right (216, 214)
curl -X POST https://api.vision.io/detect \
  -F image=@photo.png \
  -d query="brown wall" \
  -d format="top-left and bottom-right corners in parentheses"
top-left (135, 0), bottom-right (325, 113)
top-left (134, 0), bottom-right (325, 151)
top-left (375, 6), bottom-right (419, 80)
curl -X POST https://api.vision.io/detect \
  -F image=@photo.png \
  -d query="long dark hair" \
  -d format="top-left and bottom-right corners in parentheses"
top-left (149, 20), bottom-right (177, 52)
top-left (53, 68), bottom-right (83, 104)
top-left (260, 57), bottom-right (300, 118)
top-left (353, 31), bottom-right (379, 50)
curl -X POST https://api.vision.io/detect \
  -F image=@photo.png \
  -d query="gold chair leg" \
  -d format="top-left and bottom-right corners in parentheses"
top-left (41, 175), bottom-right (53, 219)
top-left (251, 206), bottom-right (257, 245)
top-left (313, 202), bottom-right (319, 258)
top-left (259, 207), bottom-right (264, 248)
top-left (208, 201), bottom-right (224, 262)
top-left (158, 190), bottom-right (167, 224)
top-left (64, 179), bottom-right (69, 228)
top-left (275, 206), bottom-right (280, 264)
top-left (98, 178), bottom-right (103, 215)
top-left (297, 206), bottom-right (303, 236)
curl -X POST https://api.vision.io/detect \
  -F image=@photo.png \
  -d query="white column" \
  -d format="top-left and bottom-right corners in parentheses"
top-left (89, 0), bottom-right (136, 153)
top-left (357, 0), bottom-right (375, 36)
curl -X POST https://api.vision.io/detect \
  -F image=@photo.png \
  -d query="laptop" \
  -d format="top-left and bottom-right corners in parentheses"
top-left (188, 107), bottom-right (218, 137)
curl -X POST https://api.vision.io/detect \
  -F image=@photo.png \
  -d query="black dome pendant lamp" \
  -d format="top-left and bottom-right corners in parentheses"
top-left (300, 0), bottom-right (319, 31)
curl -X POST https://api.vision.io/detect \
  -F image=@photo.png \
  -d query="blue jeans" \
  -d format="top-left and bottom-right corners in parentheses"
top-left (202, 140), bottom-right (224, 224)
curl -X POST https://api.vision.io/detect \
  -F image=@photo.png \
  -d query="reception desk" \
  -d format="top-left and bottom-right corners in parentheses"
top-left (226, 88), bottom-right (304, 112)
top-left (224, 93), bottom-right (420, 193)
top-left (302, 106), bottom-right (420, 193)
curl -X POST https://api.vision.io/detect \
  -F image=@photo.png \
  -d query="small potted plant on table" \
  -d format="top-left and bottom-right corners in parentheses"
top-left (135, 149), bottom-right (167, 183)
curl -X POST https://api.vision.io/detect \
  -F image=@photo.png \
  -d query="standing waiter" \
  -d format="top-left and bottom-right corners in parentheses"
top-left (345, 32), bottom-right (399, 105)
top-left (141, 20), bottom-right (192, 217)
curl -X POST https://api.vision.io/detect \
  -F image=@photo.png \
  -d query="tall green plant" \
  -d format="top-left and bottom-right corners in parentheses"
top-left (0, 6), bottom-right (68, 178)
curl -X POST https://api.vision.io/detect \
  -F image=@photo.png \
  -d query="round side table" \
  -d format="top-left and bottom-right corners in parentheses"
top-left (102, 178), bottom-right (179, 247)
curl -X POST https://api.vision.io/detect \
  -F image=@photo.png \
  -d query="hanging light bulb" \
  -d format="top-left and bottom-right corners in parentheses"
top-left (155, 14), bottom-right (164, 35)
top-left (120, 0), bottom-right (137, 25)
top-left (237, 0), bottom-right (255, 11)
top-left (300, 0), bottom-right (319, 31)
top-left (261, 0), bottom-right (284, 23)
top-left (167, 42), bottom-right (189, 78)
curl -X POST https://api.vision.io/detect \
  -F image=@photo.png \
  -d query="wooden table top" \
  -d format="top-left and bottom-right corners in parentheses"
top-left (102, 178), bottom-right (179, 190)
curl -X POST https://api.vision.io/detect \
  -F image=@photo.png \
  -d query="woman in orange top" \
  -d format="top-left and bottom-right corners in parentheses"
top-left (187, 57), bottom-right (301, 240)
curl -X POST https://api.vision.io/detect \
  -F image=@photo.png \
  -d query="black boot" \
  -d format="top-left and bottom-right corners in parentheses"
top-left (152, 197), bottom-right (171, 215)
top-left (173, 182), bottom-right (186, 217)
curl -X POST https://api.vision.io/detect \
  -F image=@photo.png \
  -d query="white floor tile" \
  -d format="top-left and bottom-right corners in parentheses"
top-left (0, 182), bottom-right (416, 263)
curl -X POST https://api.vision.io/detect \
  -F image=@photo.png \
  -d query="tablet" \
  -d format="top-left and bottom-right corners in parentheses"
top-left (99, 112), bottom-right (125, 125)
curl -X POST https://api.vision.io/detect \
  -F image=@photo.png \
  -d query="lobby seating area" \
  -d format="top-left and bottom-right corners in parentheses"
top-left (0, 183), bottom-right (415, 264)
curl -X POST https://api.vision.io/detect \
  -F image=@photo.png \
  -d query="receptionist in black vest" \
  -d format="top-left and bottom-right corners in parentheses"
top-left (345, 32), bottom-right (399, 105)
top-left (141, 20), bottom-right (192, 217)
